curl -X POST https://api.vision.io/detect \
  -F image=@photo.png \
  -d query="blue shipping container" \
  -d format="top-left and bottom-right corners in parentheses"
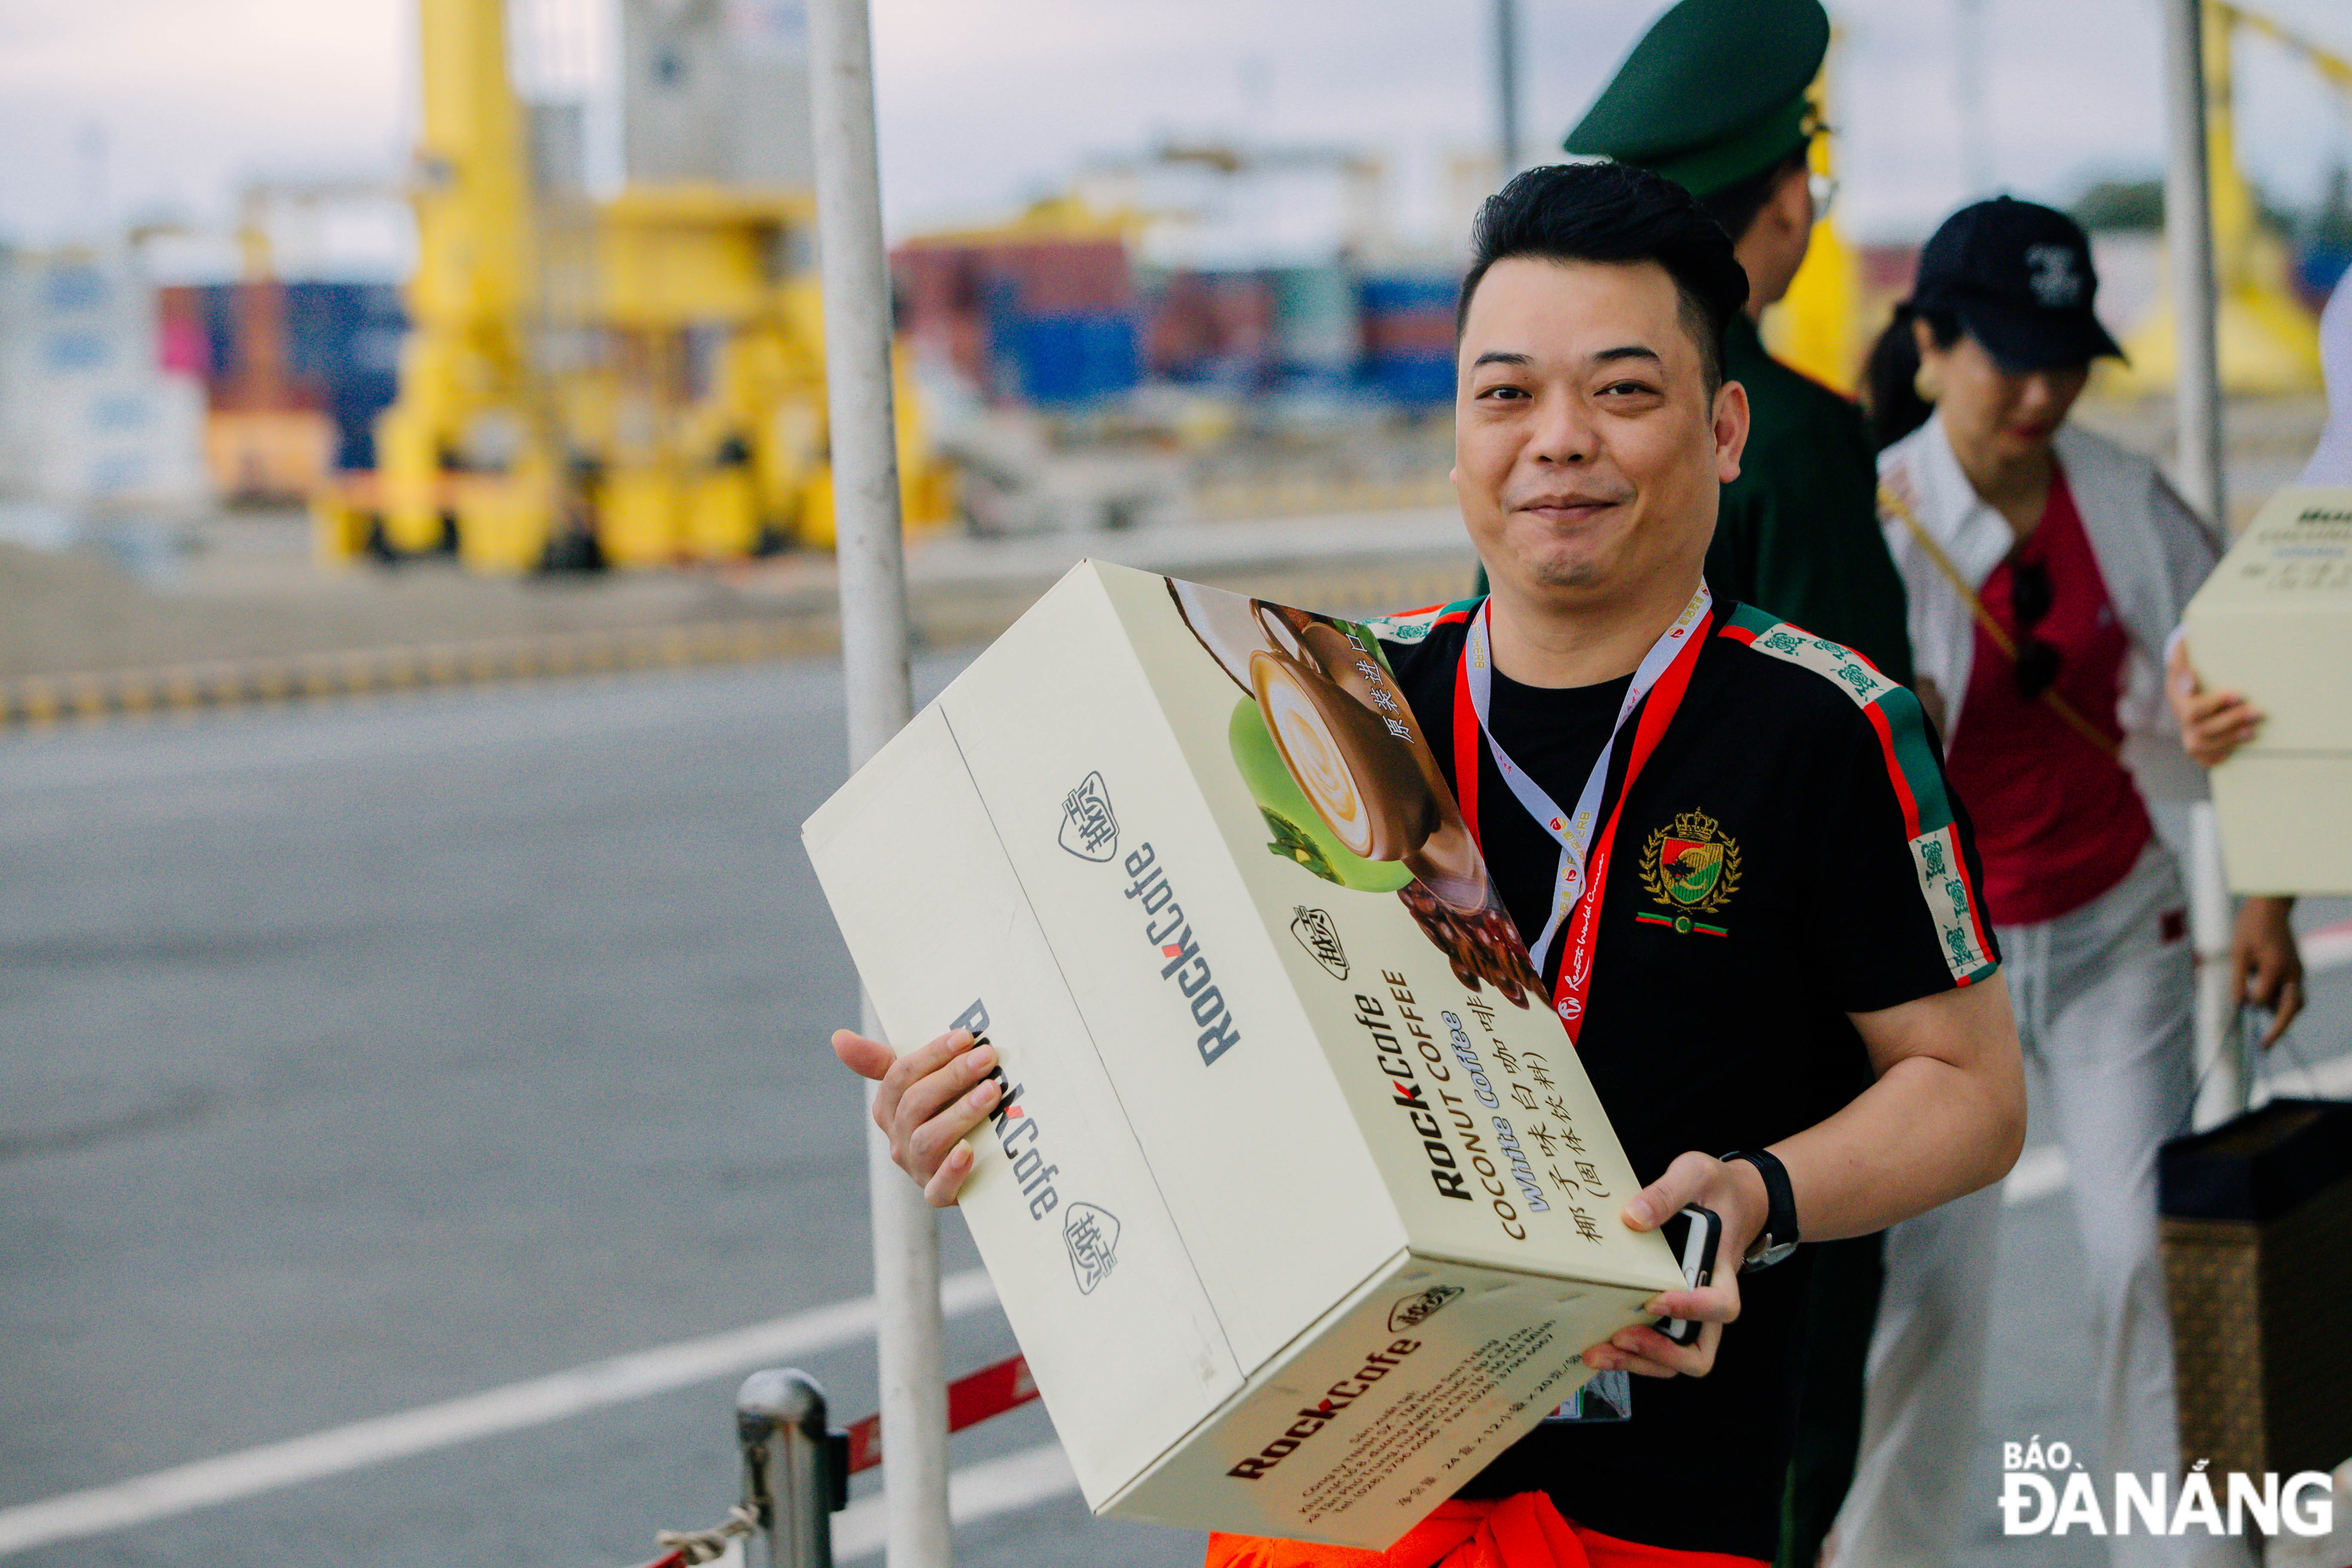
top-left (1357, 275), bottom-right (1458, 315)
top-left (1008, 312), bottom-right (1141, 407)
top-left (288, 283), bottom-right (405, 471)
top-left (193, 281), bottom-right (406, 469)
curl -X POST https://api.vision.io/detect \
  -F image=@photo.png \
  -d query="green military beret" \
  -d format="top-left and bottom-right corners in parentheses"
top-left (1564, 0), bottom-right (1829, 199)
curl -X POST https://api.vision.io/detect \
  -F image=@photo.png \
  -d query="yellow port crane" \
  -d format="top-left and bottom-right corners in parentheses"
top-left (2109, 0), bottom-right (2339, 397)
top-left (315, 0), bottom-right (949, 572)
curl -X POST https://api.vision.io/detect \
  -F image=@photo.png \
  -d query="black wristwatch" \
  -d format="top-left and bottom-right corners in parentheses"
top-left (1721, 1149), bottom-right (1799, 1270)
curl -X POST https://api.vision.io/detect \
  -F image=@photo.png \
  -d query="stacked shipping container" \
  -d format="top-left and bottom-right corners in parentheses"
top-left (1356, 272), bottom-right (1458, 406)
top-left (894, 229), bottom-right (1465, 410)
top-left (158, 280), bottom-right (407, 501)
top-left (893, 238), bottom-right (1140, 407)
top-left (1142, 268), bottom-right (1273, 389)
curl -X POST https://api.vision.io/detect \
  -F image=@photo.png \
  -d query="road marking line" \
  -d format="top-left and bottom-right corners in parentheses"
top-left (0, 1270), bottom-right (998, 1557)
top-left (9, 1045), bottom-right (2342, 1554)
top-left (2003, 1051), bottom-right (2352, 1208)
top-left (0, 619), bottom-right (840, 733)
top-left (832, 1442), bottom-right (1081, 1562)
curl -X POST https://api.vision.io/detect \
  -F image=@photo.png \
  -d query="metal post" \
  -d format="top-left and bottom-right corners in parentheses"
top-left (1954, 0), bottom-right (1995, 199)
top-left (856, 999), bottom-right (949, 1568)
top-left (2190, 809), bottom-right (2249, 1128)
top-left (2163, 0), bottom-right (2243, 1127)
top-left (804, 0), bottom-right (950, 1564)
top-left (1493, 0), bottom-right (1522, 181)
top-left (738, 1370), bottom-right (836, 1568)
top-left (2163, 0), bottom-right (2225, 527)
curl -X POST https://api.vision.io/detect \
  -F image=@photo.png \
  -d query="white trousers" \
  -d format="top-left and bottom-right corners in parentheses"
top-left (1832, 844), bottom-right (2254, 1568)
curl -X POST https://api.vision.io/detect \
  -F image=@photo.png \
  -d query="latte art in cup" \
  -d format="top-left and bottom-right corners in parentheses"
top-left (1256, 658), bottom-right (1375, 857)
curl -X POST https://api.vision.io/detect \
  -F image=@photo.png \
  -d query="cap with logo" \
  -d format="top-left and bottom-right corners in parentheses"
top-left (1908, 197), bottom-right (2125, 371)
top-left (1562, 0), bottom-right (1829, 200)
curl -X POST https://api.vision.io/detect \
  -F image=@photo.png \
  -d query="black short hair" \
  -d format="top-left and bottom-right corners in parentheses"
top-left (1700, 143), bottom-right (1812, 248)
top-left (1456, 162), bottom-right (1751, 392)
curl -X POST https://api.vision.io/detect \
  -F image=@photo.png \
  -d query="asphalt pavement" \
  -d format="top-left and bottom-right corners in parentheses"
top-left (1, 661), bottom-right (2345, 1567)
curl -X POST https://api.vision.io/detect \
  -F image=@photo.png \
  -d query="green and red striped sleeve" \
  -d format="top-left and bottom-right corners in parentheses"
top-left (1360, 596), bottom-right (1482, 648)
top-left (1721, 604), bottom-right (1998, 988)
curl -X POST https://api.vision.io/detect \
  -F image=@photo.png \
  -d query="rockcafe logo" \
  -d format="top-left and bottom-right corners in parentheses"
top-left (1225, 1334), bottom-right (1424, 1481)
top-left (1117, 842), bottom-right (1243, 1066)
top-left (1057, 771), bottom-right (1244, 1066)
top-left (951, 998), bottom-right (1066, 1223)
top-left (1998, 1438), bottom-right (2335, 1538)
top-left (951, 1001), bottom-right (1127, 1298)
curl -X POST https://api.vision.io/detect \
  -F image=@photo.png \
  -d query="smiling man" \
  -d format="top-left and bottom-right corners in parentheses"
top-left (835, 164), bottom-right (2026, 1566)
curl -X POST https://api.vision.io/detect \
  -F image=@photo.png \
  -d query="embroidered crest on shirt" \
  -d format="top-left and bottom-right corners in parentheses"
top-left (1637, 808), bottom-right (1741, 934)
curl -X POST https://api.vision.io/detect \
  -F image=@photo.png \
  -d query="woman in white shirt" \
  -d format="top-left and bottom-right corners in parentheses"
top-left (1829, 198), bottom-right (2301, 1568)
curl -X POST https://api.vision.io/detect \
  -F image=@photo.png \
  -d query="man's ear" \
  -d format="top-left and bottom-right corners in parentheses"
top-left (1773, 162), bottom-right (1813, 238)
top-left (1712, 379), bottom-right (1751, 484)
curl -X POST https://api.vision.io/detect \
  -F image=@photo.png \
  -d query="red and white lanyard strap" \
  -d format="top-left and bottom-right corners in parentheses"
top-left (1451, 586), bottom-right (1713, 1039)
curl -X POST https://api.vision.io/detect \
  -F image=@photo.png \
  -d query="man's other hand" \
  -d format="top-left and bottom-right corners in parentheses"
top-left (2233, 897), bottom-right (2305, 1050)
top-left (1580, 1150), bottom-right (1770, 1381)
top-left (832, 1027), bottom-right (1000, 1206)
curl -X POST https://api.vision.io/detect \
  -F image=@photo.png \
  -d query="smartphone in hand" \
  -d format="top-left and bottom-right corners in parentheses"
top-left (1656, 1205), bottom-right (1721, 1348)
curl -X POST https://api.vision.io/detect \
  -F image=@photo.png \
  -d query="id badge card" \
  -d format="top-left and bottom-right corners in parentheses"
top-left (1544, 1370), bottom-right (1631, 1424)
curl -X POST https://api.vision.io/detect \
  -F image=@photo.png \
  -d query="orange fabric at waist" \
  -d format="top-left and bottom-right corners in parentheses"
top-left (1204, 1493), bottom-right (1767, 1568)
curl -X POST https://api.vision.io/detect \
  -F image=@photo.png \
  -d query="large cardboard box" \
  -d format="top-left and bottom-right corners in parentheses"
top-left (2181, 486), bottom-right (2352, 894)
top-left (803, 562), bottom-right (1682, 1548)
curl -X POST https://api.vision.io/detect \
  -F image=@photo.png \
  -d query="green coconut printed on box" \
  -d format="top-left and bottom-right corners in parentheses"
top-left (1262, 808), bottom-right (1341, 883)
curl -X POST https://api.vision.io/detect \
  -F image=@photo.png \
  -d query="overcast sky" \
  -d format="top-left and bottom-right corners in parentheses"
top-left (1, 0), bottom-right (2347, 273)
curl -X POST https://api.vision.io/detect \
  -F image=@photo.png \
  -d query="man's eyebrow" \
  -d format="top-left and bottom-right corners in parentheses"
top-left (1469, 345), bottom-right (1664, 371)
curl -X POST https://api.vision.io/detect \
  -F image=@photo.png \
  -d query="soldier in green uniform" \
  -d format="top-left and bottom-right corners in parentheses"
top-left (1565, 0), bottom-right (1912, 692)
top-left (1562, 4), bottom-right (1912, 1565)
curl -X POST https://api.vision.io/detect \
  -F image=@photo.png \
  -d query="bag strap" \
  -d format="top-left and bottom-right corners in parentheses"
top-left (1878, 481), bottom-right (2120, 761)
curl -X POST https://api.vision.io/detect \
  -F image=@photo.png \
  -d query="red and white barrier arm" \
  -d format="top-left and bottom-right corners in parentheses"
top-left (841, 1354), bottom-right (1039, 1476)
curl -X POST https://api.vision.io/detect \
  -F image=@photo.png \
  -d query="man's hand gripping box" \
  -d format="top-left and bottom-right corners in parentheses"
top-left (802, 562), bottom-right (1682, 1549)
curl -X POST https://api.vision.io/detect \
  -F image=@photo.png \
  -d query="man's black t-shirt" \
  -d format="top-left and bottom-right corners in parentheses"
top-left (1362, 593), bottom-right (1998, 1562)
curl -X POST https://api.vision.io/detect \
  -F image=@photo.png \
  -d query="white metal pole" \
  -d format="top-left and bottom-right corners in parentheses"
top-left (804, 2), bottom-right (951, 1565)
top-left (1955, 0), bottom-right (1996, 199)
top-left (1493, 0), bottom-right (1521, 181)
top-left (2190, 808), bottom-right (2249, 1127)
top-left (2162, 0), bottom-right (2243, 1128)
top-left (2164, 0), bottom-right (2225, 527)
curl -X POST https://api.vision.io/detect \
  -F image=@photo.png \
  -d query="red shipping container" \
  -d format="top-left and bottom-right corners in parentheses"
top-left (1001, 241), bottom-right (1131, 315)
top-left (156, 285), bottom-right (209, 377)
top-left (1360, 307), bottom-right (1455, 358)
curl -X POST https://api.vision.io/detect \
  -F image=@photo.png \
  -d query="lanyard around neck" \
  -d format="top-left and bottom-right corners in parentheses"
top-left (1450, 587), bottom-right (1713, 1039)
